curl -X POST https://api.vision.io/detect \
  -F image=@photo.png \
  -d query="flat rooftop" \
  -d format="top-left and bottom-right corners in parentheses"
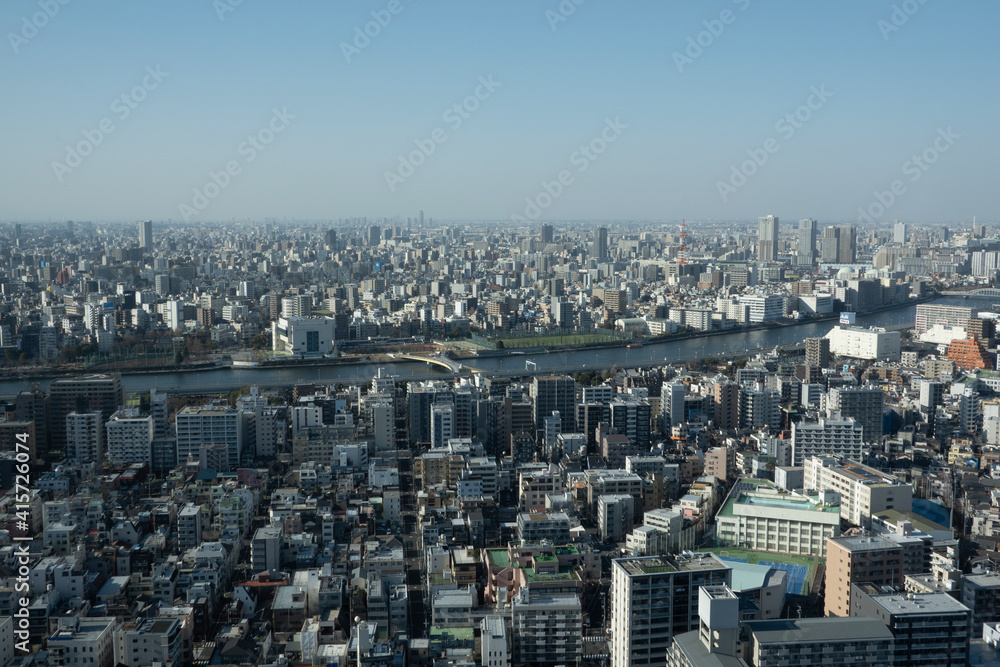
top-left (615, 553), bottom-right (729, 576)
top-left (745, 617), bottom-right (894, 644)
top-left (829, 534), bottom-right (899, 552)
top-left (867, 591), bottom-right (971, 616)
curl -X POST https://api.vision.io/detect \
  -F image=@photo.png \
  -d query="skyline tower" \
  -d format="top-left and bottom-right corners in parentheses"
top-left (758, 215), bottom-right (778, 263)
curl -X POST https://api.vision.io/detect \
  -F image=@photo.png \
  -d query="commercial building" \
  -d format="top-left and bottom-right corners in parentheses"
top-left (115, 617), bottom-right (185, 667)
top-left (825, 535), bottom-right (903, 617)
top-left (610, 553), bottom-right (731, 667)
top-left (826, 326), bottom-right (901, 361)
top-left (175, 404), bottom-right (248, 468)
top-left (826, 387), bottom-right (884, 443)
top-left (714, 480), bottom-right (841, 557)
top-left (740, 295), bottom-right (784, 323)
top-left (271, 316), bottom-right (336, 355)
top-left (530, 375), bottom-right (576, 434)
top-left (803, 456), bottom-right (912, 528)
top-left (757, 215), bottom-right (779, 263)
top-left (46, 616), bottom-right (119, 667)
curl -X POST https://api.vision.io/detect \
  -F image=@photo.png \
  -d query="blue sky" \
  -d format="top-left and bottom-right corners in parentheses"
top-left (1, 0), bottom-right (996, 224)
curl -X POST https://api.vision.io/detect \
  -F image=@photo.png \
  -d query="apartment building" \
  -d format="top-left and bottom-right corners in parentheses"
top-left (510, 588), bottom-right (582, 666)
top-left (825, 535), bottom-right (903, 617)
top-left (790, 416), bottom-right (865, 465)
top-left (803, 456), bottom-right (912, 528)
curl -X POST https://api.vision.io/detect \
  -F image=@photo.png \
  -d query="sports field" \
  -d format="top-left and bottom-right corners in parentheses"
top-left (697, 549), bottom-right (820, 595)
top-left (495, 333), bottom-right (613, 348)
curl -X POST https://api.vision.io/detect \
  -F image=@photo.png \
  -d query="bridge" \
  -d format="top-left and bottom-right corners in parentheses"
top-left (940, 288), bottom-right (1000, 299)
top-left (392, 353), bottom-right (478, 374)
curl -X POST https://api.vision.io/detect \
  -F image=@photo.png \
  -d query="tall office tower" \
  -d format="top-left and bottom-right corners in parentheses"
top-left (798, 218), bottom-right (817, 260)
top-left (596, 226), bottom-right (609, 260)
top-left (49, 374), bottom-right (124, 455)
top-left (13, 223), bottom-right (21, 239)
top-left (611, 554), bottom-right (731, 667)
top-left (66, 412), bottom-right (103, 466)
top-left (825, 535), bottom-right (903, 617)
top-left (827, 387), bottom-right (885, 443)
top-left (530, 375), bottom-right (576, 434)
top-left (139, 219), bottom-right (153, 251)
top-left (712, 382), bottom-right (739, 430)
top-left (893, 220), bottom-right (907, 244)
top-left (325, 229), bottom-right (337, 248)
top-left (757, 215), bottom-right (779, 263)
top-left (367, 225), bottom-right (381, 246)
top-left (919, 379), bottom-right (945, 436)
top-left (821, 226), bottom-right (840, 262)
top-left (540, 223), bottom-right (553, 244)
top-left (661, 382), bottom-right (686, 432)
top-left (837, 225), bottom-right (857, 263)
top-left (804, 337), bottom-right (830, 367)
top-left (419, 210), bottom-right (424, 226)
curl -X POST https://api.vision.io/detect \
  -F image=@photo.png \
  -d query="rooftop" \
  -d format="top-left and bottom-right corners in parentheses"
top-left (867, 591), bottom-right (971, 616)
top-left (744, 617), bottom-right (894, 644)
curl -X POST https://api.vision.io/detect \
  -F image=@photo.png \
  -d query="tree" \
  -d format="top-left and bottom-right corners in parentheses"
top-left (251, 333), bottom-right (270, 350)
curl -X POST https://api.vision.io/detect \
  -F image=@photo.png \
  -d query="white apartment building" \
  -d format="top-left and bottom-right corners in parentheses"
top-left (740, 294), bottom-right (785, 323)
top-left (826, 326), bottom-right (901, 361)
top-left (481, 616), bottom-right (511, 667)
top-left (47, 617), bottom-right (119, 667)
top-left (114, 617), bottom-right (184, 667)
top-left (791, 415), bottom-right (865, 465)
top-left (803, 456), bottom-right (913, 528)
top-left (177, 505), bottom-right (203, 551)
top-left (598, 494), bottom-right (635, 543)
top-left (175, 405), bottom-right (247, 467)
top-left (105, 412), bottom-right (154, 466)
top-left (66, 411), bottom-right (103, 466)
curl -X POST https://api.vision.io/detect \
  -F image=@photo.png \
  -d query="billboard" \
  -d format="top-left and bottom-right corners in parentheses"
top-left (840, 312), bottom-right (856, 325)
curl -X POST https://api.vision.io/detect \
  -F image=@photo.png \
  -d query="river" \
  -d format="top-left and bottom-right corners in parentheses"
top-left (0, 297), bottom-right (975, 395)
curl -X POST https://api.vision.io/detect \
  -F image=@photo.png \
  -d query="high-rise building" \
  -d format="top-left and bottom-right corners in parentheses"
top-left (66, 412), bottom-right (103, 466)
top-left (837, 225), bottom-right (857, 263)
top-left (821, 226), bottom-right (840, 263)
top-left (611, 554), bottom-right (731, 667)
top-left (175, 405), bottom-right (248, 467)
top-left (915, 304), bottom-right (977, 334)
top-left (826, 387), bottom-right (884, 443)
top-left (791, 416), bottom-right (865, 465)
top-left (798, 218), bottom-right (817, 260)
top-left (49, 374), bottom-right (123, 455)
top-left (757, 215), bottom-right (779, 263)
top-left (712, 382), bottom-right (739, 431)
top-left (105, 411), bottom-right (155, 465)
top-left (539, 223), bottom-right (553, 243)
top-left (325, 228), bottom-right (337, 248)
top-left (139, 219), bottom-right (153, 250)
top-left (530, 375), bottom-right (576, 435)
top-left (367, 225), bottom-right (381, 245)
top-left (662, 382), bottom-right (686, 432)
top-left (430, 402), bottom-right (454, 448)
top-left (803, 455), bottom-right (912, 527)
top-left (596, 226), bottom-right (608, 260)
top-left (510, 589), bottom-right (582, 666)
top-left (893, 220), bottom-right (907, 244)
top-left (824, 535), bottom-right (903, 617)
top-left (804, 337), bottom-right (830, 367)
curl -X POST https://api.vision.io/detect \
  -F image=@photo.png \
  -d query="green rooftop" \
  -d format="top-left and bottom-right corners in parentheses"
top-left (487, 549), bottom-right (510, 568)
top-left (430, 626), bottom-right (476, 642)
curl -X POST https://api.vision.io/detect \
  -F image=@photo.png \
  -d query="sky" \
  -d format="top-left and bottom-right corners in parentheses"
top-left (1, 0), bottom-right (997, 225)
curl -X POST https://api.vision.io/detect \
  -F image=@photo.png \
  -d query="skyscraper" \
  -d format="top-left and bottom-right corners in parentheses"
top-left (798, 218), bottom-right (817, 260)
top-left (367, 225), bottom-right (381, 246)
top-left (893, 220), bottom-right (907, 244)
top-left (821, 226), bottom-right (840, 262)
top-left (540, 223), bottom-right (553, 244)
top-left (139, 219), bottom-right (153, 251)
top-left (757, 215), bottom-right (779, 263)
top-left (596, 226), bottom-right (608, 260)
top-left (838, 225), bottom-right (857, 263)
